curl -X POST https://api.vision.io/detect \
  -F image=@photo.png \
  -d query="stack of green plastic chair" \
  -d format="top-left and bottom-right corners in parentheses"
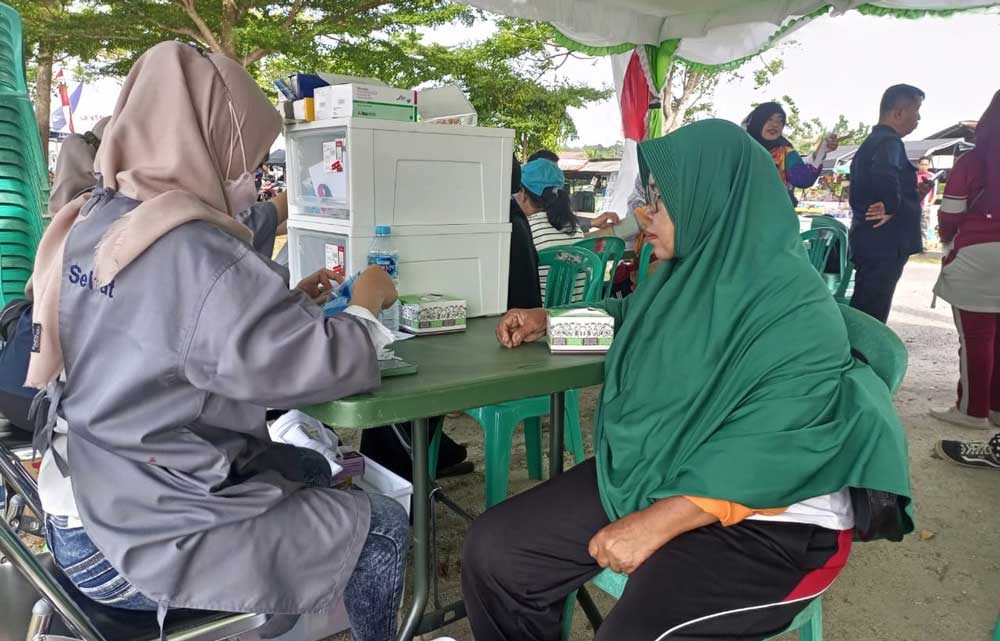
top-left (810, 216), bottom-right (854, 304)
top-left (462, 245), bottom-right (603, 508)
top-left (561, 304), bottom-right (910, 641)
top-left (0, 3), bottom-right (48, 305)
top-left (574, 236), bottom-right (625, 298)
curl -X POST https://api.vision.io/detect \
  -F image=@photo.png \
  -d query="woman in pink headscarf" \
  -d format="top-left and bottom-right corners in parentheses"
top-left (931, 91), bottom-right (1000, 467)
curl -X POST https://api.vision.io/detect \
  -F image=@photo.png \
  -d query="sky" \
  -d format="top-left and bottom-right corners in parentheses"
top-left (57, 9), bottom-right (999, 148)
top-left (555, 10), bottom-right (1000, 145)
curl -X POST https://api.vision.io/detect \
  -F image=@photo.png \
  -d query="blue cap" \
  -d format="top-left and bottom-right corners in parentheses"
top-left (375, 225), bottom-right (392, 236)
top-left (520, 159), bottom-right (565, 197)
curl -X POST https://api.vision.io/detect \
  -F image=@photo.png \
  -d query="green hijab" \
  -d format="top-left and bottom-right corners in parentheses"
top-left (595, 120), bottom-right (913, 531)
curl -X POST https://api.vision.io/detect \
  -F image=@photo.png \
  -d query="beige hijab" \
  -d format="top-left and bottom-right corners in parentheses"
top-left (47, 117), bottom-right (111, 216)
top-left (26, 41), bottom-right (282, 388)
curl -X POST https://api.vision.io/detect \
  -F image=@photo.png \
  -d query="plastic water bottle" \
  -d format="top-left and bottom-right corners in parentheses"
top-left (368, 226), bottom-right (400, 332)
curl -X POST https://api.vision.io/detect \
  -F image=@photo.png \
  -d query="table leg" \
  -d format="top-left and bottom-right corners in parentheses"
top-left (397, 417), bottom-right (431, 641)
top-left (549, 392), bottom-right (566, 479)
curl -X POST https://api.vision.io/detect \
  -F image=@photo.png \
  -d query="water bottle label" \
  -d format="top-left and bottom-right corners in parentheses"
top-left (367, 254), bottom-right (398, 279)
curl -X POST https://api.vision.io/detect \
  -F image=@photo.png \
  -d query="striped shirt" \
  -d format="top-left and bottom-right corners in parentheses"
top-left (526, 212), bottom-right (586, 302)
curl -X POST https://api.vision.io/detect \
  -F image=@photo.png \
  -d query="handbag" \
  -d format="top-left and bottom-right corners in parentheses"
top-left (849, 487), bottom-right (906, 542)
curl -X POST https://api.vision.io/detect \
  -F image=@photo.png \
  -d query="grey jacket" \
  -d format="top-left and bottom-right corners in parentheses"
top-left (56, 189), bottom-right (379, 614)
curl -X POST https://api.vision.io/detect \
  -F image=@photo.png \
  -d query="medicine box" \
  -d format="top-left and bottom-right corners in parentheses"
top-left (314, 84), bottom-right (417, 122)
top-left (546, 307), bottom-right (615, 354)
top-left (399, 294), bottom-right (467, 335)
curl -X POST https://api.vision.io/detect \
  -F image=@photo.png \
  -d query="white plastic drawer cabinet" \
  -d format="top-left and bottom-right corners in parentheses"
top-left (285, 118), bottom-right (514, 232)
top-left (288, 222), bottom-right (511, 317)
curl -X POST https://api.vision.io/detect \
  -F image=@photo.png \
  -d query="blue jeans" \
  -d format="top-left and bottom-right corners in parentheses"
top-left (45, 514), bottom-right (158, 610)
top-left (46, 493), bottom-right (410, 641)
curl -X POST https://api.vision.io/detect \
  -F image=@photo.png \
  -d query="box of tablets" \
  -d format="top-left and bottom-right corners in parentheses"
top-left (546, 307), bottom-right (614, 354)
top-left (314, 83), bottom-right (417, 122)
top-left (399, 294), bottom-right (467, 335)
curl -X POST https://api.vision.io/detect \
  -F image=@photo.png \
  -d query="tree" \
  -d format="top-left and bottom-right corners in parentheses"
top-left (660, 53), bottom-right (786, 133)
top-left (6, 0), bottom-right (106, 148)
top-left (579, 142), bottom-right (625, 159)
top-left (251, 19), bottom-right (609, 157)
top-left (778, 95), bottom-right (869, 153)
top-left (11, 3), bottom-right (607, 161)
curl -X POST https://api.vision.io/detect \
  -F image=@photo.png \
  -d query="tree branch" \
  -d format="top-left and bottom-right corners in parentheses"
top-left (282, 0), bottom-right (307, 29)
top-left (175, 0), bottom-right (224, 54)
top-left (244, 48), bottom-right (270, 66)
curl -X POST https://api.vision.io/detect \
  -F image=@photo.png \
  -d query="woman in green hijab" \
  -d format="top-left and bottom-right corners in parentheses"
top-left (462, 120), bottom-right (912, 641)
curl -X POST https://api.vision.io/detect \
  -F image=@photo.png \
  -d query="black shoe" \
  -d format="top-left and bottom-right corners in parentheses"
top-left (436, 461), bottom-right (474, 478)
top-left (933, 440), bottom-right (1000, 470)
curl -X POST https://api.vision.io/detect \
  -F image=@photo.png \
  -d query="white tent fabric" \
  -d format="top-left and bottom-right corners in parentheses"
top-left (460, 0), bottom-right (998, 63)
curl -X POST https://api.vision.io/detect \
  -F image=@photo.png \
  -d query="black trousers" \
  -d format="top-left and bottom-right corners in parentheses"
top-left (462, 460), bottom-right (850, 641)
top-left (850, 254), bottom-right (909, 324)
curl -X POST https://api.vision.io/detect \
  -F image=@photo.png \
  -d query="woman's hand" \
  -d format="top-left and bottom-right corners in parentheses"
top-left (295, 268), bottom-right (343, 304)
top-left (591, 212), bottom-right (621, 230)
top-left (588, 510), bottom-right (667, 575)
top-left (589, 497), bottom-right (718, 575)
top-left (349, 266), bottom-right (398, 317)
top-left (496, 308), bottom-right (547, 348)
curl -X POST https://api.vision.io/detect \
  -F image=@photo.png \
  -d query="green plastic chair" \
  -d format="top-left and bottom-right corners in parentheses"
top-left (636, 241), bottom-right (655, 287)
top-left (463, 245), bottom-right (603, 508)
top-left (574, 237), bottom-right (625, 298)
top-left (561, 304), bottom-right (909, 641)
top-left (810, 216), bottom-right (854, 305)
top-left (801, 228), bottom-right (836, 273)
top-left (0, 4), bottom-right (26, 94)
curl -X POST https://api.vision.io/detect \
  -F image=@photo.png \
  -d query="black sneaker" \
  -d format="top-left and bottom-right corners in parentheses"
top-left (933, 440), bottom-right (1000, 470)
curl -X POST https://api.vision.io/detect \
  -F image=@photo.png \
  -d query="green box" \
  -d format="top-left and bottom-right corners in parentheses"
top-left (351, 101), bottom-right (417, 122)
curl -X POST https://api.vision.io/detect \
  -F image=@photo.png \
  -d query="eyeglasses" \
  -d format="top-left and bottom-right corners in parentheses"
top-left (644, 181), bottom-right (662, 208)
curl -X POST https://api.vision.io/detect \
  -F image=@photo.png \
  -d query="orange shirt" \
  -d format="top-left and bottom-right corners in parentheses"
top-left (686, 497), bottom-right (788, 527)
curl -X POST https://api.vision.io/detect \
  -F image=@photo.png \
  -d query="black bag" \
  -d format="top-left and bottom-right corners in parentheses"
top-left (0, 299), bottom-right (37, 432)
top-left (849, 487), bottom-right (907, 542)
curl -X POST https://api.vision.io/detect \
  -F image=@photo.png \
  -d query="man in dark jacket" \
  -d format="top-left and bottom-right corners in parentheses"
top-left (848, 84), bottom-right (931, 323)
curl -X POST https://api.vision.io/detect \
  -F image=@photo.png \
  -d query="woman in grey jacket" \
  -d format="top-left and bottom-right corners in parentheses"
top-left (29, 42), bottom-right (405, 641)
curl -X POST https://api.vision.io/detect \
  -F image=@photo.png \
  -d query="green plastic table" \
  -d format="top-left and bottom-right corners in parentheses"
top-left (303, 317), bottom-right (606, 641)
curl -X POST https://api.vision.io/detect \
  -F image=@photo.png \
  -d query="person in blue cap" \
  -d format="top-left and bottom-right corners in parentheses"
top-left (516, 158), bottom-right (584, 299)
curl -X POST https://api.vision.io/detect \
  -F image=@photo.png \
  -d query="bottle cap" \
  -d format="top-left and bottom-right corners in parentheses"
top-left (375, 225), bottom-right (392, 236)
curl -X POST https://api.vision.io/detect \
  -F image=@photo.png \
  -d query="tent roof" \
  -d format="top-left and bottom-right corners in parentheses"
top-left (825, 137), bottom-right (972, 170)
top-left (459, 1), bottom-right (999, 65)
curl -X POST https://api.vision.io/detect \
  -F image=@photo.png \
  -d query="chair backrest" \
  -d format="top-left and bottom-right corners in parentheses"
top-left (636, 242), bottom-right (655, 287)
top-left (800, 228), bottom-right (838, 273)
top-left (838, 304), bottom-right (908, 394)
top-left (537, 245), bottom-right (603, 307)
top-left (573, 237), bottom-right (625, 298)
top-left (809, 215), bottom-right (848, 236)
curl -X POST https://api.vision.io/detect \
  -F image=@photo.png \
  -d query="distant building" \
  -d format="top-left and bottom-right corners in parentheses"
top-left (557, 154), bottom-right (622, 214)
top-left (924, 121), bottom-right (978, 144)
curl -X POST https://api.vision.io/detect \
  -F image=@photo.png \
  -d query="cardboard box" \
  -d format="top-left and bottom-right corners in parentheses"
top-left (292, 98), bottom-right (315, 122)
top-left (399, 294), bottom-right (467, 335)
top-left (314, 84), bottom-right (417, 122)
top-left (546, 307), bottom-right (614, 354)
top-left (417, 85), bottom-right (478, 126)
